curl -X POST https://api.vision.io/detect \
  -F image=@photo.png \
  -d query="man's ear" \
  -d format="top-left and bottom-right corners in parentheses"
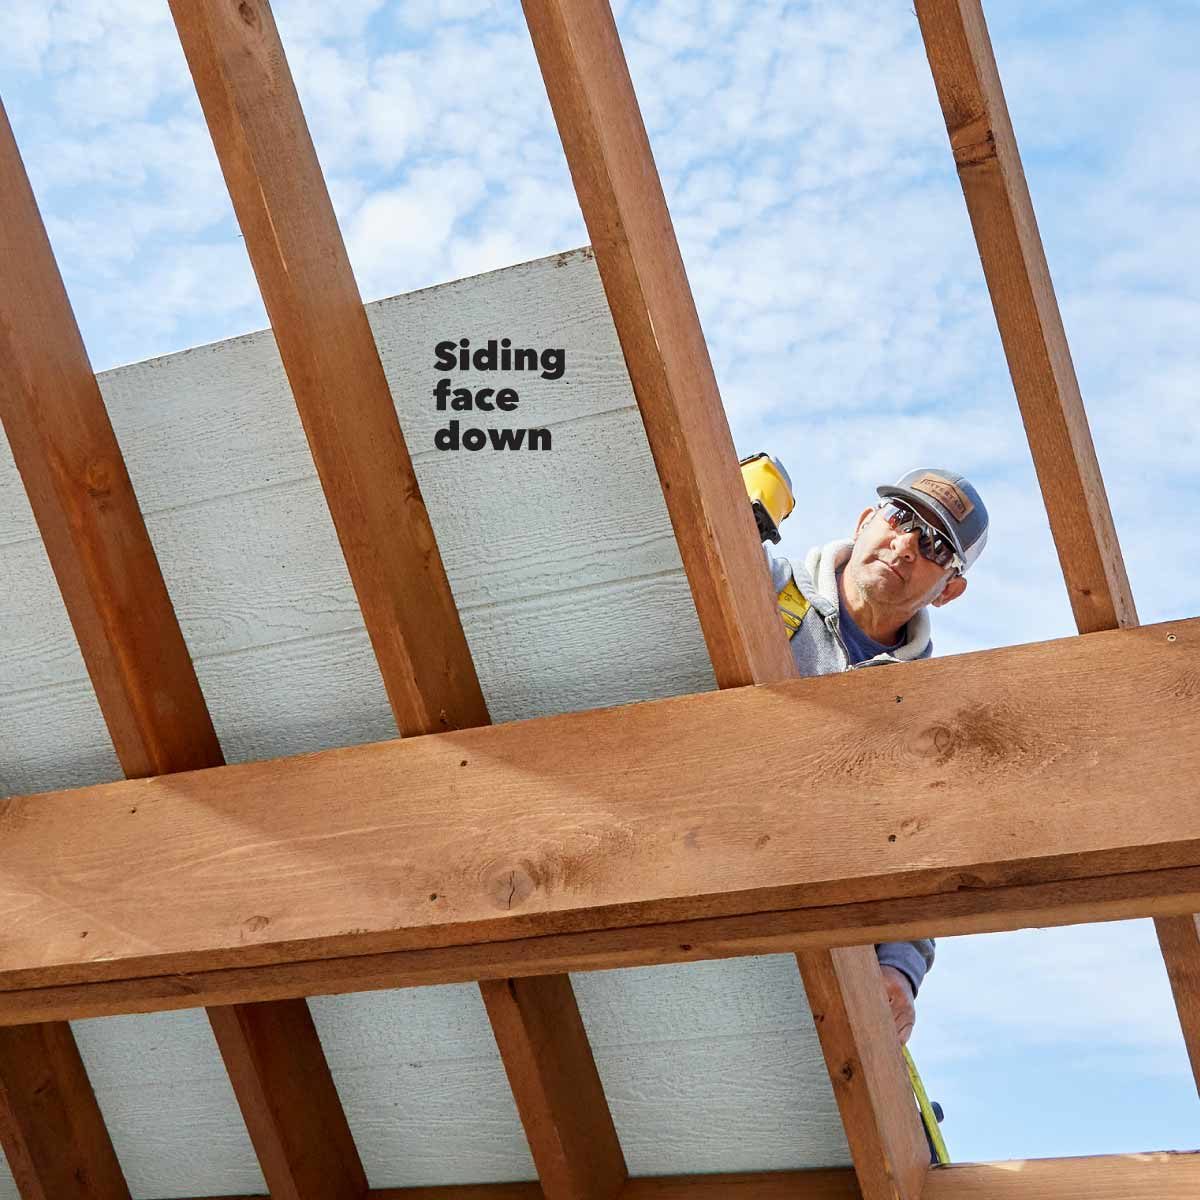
top-left (931, 574), bottom-right (967, 608)
top-left (854, 507), bottom-right (875, 538)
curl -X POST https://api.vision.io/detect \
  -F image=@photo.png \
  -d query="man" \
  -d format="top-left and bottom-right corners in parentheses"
top-left (747, 458), bottom-right (989, 1043)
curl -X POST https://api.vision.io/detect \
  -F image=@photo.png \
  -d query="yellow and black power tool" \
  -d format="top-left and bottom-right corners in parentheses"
top-left (741, 452), bottom-right (809, 638)
top-left (739, 452), bottom-right (795, 543)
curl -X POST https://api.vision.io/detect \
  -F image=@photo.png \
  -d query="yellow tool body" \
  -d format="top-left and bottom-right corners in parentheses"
top-left (904, 1045), bottom-right (950, 1165)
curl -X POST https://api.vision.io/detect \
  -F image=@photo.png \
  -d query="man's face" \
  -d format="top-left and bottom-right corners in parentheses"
top-left (844, 503), bottom-right (967, 618)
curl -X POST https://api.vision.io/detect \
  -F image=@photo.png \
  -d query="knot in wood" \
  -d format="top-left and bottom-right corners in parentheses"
top-left (83, 458), bottom-right (114, 499)
top-left (487, 864), bottom-right (537, 911)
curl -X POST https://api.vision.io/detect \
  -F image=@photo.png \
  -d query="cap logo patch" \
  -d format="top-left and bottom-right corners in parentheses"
top-left (911, 473), bottom-right (974, 521)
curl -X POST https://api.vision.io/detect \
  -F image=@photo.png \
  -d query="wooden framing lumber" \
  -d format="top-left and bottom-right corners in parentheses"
top-left (168, 4), bottom-right (624, 1194)
top-left (797, 954), bottom-right (926, 1200)
top-left (3, 613), bottom-right (1196, 1003)
top-left (208, 1001), bottom-right (368, 1200)
top-left (0, 95), bottom-right (364, 1200)
top-left (915, 0), bottom-right (1200, 1095)
top-left (1156, 915), bottom-right (1200, 1089)
top-left (168, 1152), bottom-right (1200, 1200)
top-left (3, 860), bottom-right (1200, 1026)
top-left (167, 0), bottom-right (487, 737)
top-left (480, 976), bottom-right (627, 1200)
top-left (520, 4), bottom-right (924, 1196)
top-left (914, 0), bottom-right (1134, 636)
top-left (0, 91), bottom-right (138, 1200)
top-left (921, 1152), bottom-right (1200, 1200)
top-left (521, 0), bottom-right (794, 689)
top-left (0, 1024), bottom-right (129, 1200)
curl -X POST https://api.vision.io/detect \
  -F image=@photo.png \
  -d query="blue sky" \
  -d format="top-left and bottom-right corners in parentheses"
top-left (1, 0), bottom-right (1198, 1166)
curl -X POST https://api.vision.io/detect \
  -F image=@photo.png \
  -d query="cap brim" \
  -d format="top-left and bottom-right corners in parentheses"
top-left (876, 484), bottom-right (966, 558)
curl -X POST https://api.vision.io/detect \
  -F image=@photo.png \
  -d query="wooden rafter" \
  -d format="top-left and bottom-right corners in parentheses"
top-left (0, 94), bottom-right (365, 1200)
top-left (521, 2), bottom-right (926, 1196)
top-left (167, 3), bottom-right (625, 1195)
top-left (5, 616), bottom-right (1195, 1012)
top-left (0, 1024), bottom-right (128, 1200)
top-left (0, 93), bottom-right (137, 1200)
top-left (915, 0), bottom-right (1200, 1094)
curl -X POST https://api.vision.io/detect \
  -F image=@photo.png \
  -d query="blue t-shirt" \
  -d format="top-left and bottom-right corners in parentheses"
top-left (836, 572), bottom-right (904, 663)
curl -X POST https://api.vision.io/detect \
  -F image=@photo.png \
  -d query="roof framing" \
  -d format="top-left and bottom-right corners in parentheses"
top-left (0, 89), bottom-right (366, 1200)
top-left (0, 617), bottom-right (1197, 1001)
top-left (915, 0), bottom-right (1200, 1090)
top-left (522, 2), bottom-right (925, 1195)
top-left (167, 4), bottom-right (625, 1197)
top-left (0, 0), bottom-right (1192, 1194)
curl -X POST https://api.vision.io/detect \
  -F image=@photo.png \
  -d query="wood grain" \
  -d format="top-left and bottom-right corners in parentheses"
top-left (0, 1024), bottom-right (129, 1200)
top-left (166, 1152), bottom-right (1200, 1200)
top-left (521, 0), bottom-right (794, 689)
top-left (4, 861), bottom-right (1199, 1026)
top-left (1155, 915), bottom-right (1200, 1094)
top-left (916, 0), bottom-right (1200, 1095)
top-left (481, 977), bottom-right (626, 1200)
top-left (0, 91), bottom-right (136, 1200)
top-left (622, 1170), bottom-right (859, 1199)
top-left (169, 5), bottom-right (622, 1192)
top-left (0, 92), bottom-right (363, 1200)
top-left (521, 4), bottom-right (923, 1196)
top-left (796, 954), bottom-right (925, 1200)
top-left (208, 1001), bottom-right (367, 1200)
top-left (0, 617), bottom-right (1198, 992)
top-left (915, 0), bottom-right (1134, 635)
top-left (168, 0), bottom-right (487, 737)
top-left (922, 1153), bottom-right (1200, 1199)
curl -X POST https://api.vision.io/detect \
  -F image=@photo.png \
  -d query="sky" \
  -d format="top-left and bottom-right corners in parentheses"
top-left (1, 0), bottom-right (1198, 1169)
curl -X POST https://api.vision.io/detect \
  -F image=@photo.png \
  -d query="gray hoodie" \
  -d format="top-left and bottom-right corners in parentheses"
top-left (764, 539), bottom-right (935, 995)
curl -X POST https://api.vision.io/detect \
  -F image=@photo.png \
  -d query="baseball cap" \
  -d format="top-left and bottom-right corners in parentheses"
top-left (876, 469), bottom-right (989, 573)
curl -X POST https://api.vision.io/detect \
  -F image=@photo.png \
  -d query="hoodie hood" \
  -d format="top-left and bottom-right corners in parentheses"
top-left (804, 538), bottom-right (931, 662)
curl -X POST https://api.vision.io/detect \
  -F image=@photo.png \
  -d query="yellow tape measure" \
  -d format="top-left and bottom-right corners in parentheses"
top-left (904, 1045), bottom-right (950, 1165)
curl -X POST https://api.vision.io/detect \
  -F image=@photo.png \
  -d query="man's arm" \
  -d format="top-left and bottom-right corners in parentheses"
top-left (877, 938), bottom-right (934, 995)
top-left (876, 939), bottom-right (934, 1044)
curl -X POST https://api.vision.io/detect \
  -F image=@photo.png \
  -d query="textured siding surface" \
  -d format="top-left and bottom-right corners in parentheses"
top-left (0, 249), bottom-right (847, 1197)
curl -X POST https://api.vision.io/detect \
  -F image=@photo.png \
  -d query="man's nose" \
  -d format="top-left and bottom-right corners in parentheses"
top-left (894, 530), bottom-right (920, 560)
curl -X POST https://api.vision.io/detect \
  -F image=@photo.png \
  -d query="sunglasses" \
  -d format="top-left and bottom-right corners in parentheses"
top-left (877, 501), bottom-right (963, 574)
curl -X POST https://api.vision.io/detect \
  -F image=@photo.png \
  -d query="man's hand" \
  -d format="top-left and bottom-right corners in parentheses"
top-left (880, 964), bottom-right (915, 1044)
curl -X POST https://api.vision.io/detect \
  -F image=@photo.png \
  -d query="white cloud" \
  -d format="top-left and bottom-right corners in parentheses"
top-left (345, 163), bottom-right (488, 297)
top-left (916, 920), bottom-right (1188, 1080)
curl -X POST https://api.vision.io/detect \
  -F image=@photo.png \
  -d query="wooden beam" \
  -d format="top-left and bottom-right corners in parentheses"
top-left (522, 5), bottom-right (923, 1195)
top-left (1156, 915), bottom-right (1200, 1089)
top-left (0, 1024), bottom-right (129, 1200)
top-left (208, 1001), bottom-right (367, 1200)
top-left (372, 1189), bottom-right (544, 1200)
top-left (621, 1171), bottom-right (860, 1200)
top-left (0, 94), bottom-right (364, 1200)
top-left (4, 860), bottom-right (1200, 1026)
top-left (922, 1153), bottom-right (1200, 1200)
top-left (1, 615), bottom-right (1195, 996)
top-left (915, 0), bottom-right (1200, 1095)
top-left (168, 1153), bottom-right (1200, 1200)
top-left (166, 0), bottom-right (487, 737)
top-left (797, 954), bottom-right (925, 1200)
top-left (914, 0), bottom-right (1134, 636)
top-left (521, 0), bottom-right (794, 689)
top-left (480, 977), bottom-right (626, 1200)
top-left (167, 5), bottom-right (623, 1195)
top-left (0, 90), bottom-right (132, 1200)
